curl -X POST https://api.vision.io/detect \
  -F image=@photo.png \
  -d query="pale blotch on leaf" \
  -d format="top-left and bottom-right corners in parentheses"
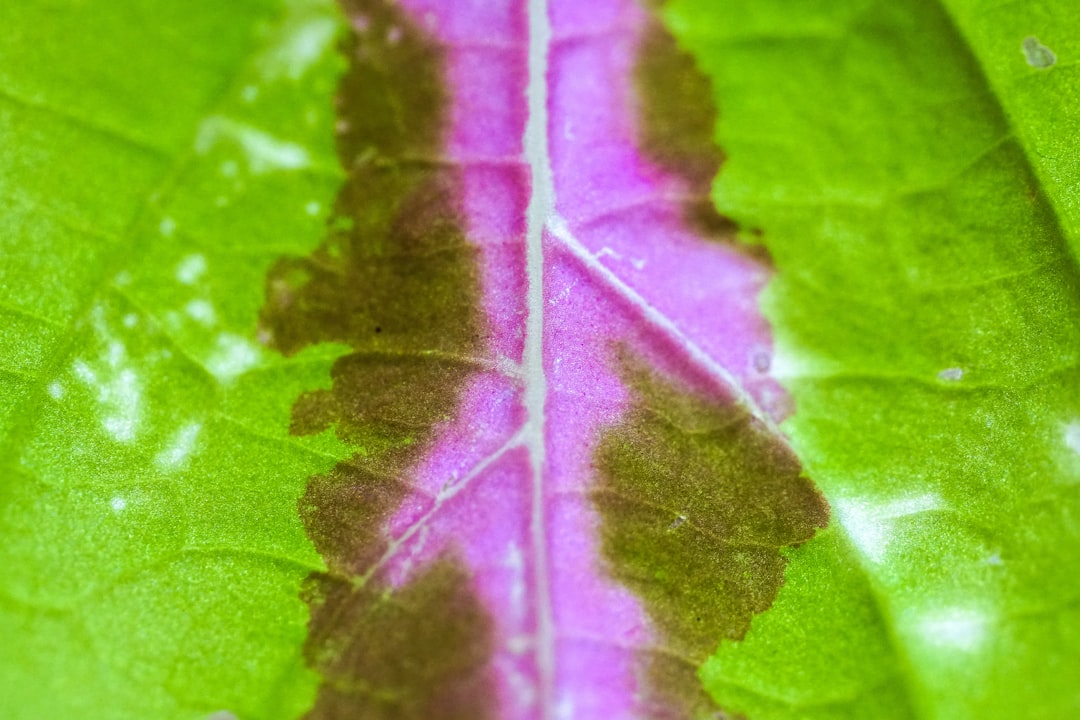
top-left (837, 493), bottom-right (942, 564)
top-left (100, 368), bottom-right (140, 442)
top-left (110, 497), bottom-right (127, 512)
top-left (185, 299), bottom-right (217, 327)
top-left (159, 216), bottom-right (176, 237)
top-left (72, 360), bottom-right (97, 387)
top-left (122, 313), bottom-right (138, 329)
top-left (72, 307), bottom-right (144, 443)
top-left (47, 381), bottom-right (64, 400)
top-left (1023, 36), bottom-right (1057, 68)
top-left (206, 334), bottom-right (260, 382)
top-left (195, 116), bottom-right (311, 174)
top-left (155, 422), bottom-right (203, 471)
top-left (257, 0), bottom-right (338, 82)
top-left (305, 200), bottom-right (322, 216)
top-left (241, 85), bottom-right (259, 103)
top-left (176, 254), bottom-right (207, 286)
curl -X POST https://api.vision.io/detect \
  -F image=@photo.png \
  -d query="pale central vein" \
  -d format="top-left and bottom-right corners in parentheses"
top-left (524, 0), bottom-right (557, 715)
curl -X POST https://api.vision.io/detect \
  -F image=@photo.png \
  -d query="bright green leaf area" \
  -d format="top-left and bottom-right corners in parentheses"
top-left (0, 1), bottom-right (351, 717)
top-left (662, 0), bottom-right (1080, 718)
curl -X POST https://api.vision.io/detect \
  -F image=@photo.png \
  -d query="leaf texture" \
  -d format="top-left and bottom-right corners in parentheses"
top-left (3, 0), bottom-right (1079, 718)
top-left (660, 0), bottom-right (1080, 717)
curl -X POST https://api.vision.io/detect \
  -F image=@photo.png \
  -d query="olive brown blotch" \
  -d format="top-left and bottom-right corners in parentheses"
top-left (259, 1), bottom-right (495, 717)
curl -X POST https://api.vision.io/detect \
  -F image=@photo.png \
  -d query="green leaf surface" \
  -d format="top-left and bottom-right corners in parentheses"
top-left (7, 0), bottom-right (1080, 716)
top-left (660, 0), bottom-right (1080, 718)
top-left (0, 1), bottom-right (350, 717)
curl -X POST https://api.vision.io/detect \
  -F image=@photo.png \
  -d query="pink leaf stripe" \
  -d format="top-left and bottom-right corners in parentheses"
top-left (288, 0), bottom-right (817, 717)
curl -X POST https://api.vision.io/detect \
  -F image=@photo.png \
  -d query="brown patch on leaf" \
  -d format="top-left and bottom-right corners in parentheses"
top-left (302, 559), bottom-right (495, 720)
top-left (259, 1), bottom-right (495, 716)
top-left (593, 355), bottom-right (829, 716)
top-left (634, 16), bottom-right (771, 265)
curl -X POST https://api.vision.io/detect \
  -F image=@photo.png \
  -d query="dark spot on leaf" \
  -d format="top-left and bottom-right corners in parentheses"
top-left (259, 1), bottom-right (494, 716)
top-left (593, 353), bottom-right (829, 717)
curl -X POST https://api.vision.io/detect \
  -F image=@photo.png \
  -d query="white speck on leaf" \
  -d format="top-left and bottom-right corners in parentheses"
top-left (176, 254), bottom-right (207, 285)
top-left (101, 368), bottom-right (140, 442)
top-left (106, 340), bottom-right (125, 369)
top-left (73, 360), bottom-right (97, 386)
top-left (185, 299), bottom-right (217, 326)
top-left (156, 422), bottom-right (203, 470)
top-left (258, 7), bottom-right (337, 81)
top-left (196, 116), bottom-right (311, 174)
top-left (938, 367), bottom-right (964, 381)
top-left (206, 334), bottom-right (260, 382)
top-left (159, 216), bottom-right (176, 237)
top-left (73, 309), bottom-right (145, 442)
top-left (667, 513), bottom-right (687, 531)
top-left (1023, 36), bottom-right (1057, 68)
top-left (110, 497), bottom-right (127, 512)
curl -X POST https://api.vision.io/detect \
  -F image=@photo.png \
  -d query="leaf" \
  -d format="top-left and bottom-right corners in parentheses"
top-left (4, 1), bottom-right (1077, 720)
top-left (658, 0), bottom-right (1080, 717)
